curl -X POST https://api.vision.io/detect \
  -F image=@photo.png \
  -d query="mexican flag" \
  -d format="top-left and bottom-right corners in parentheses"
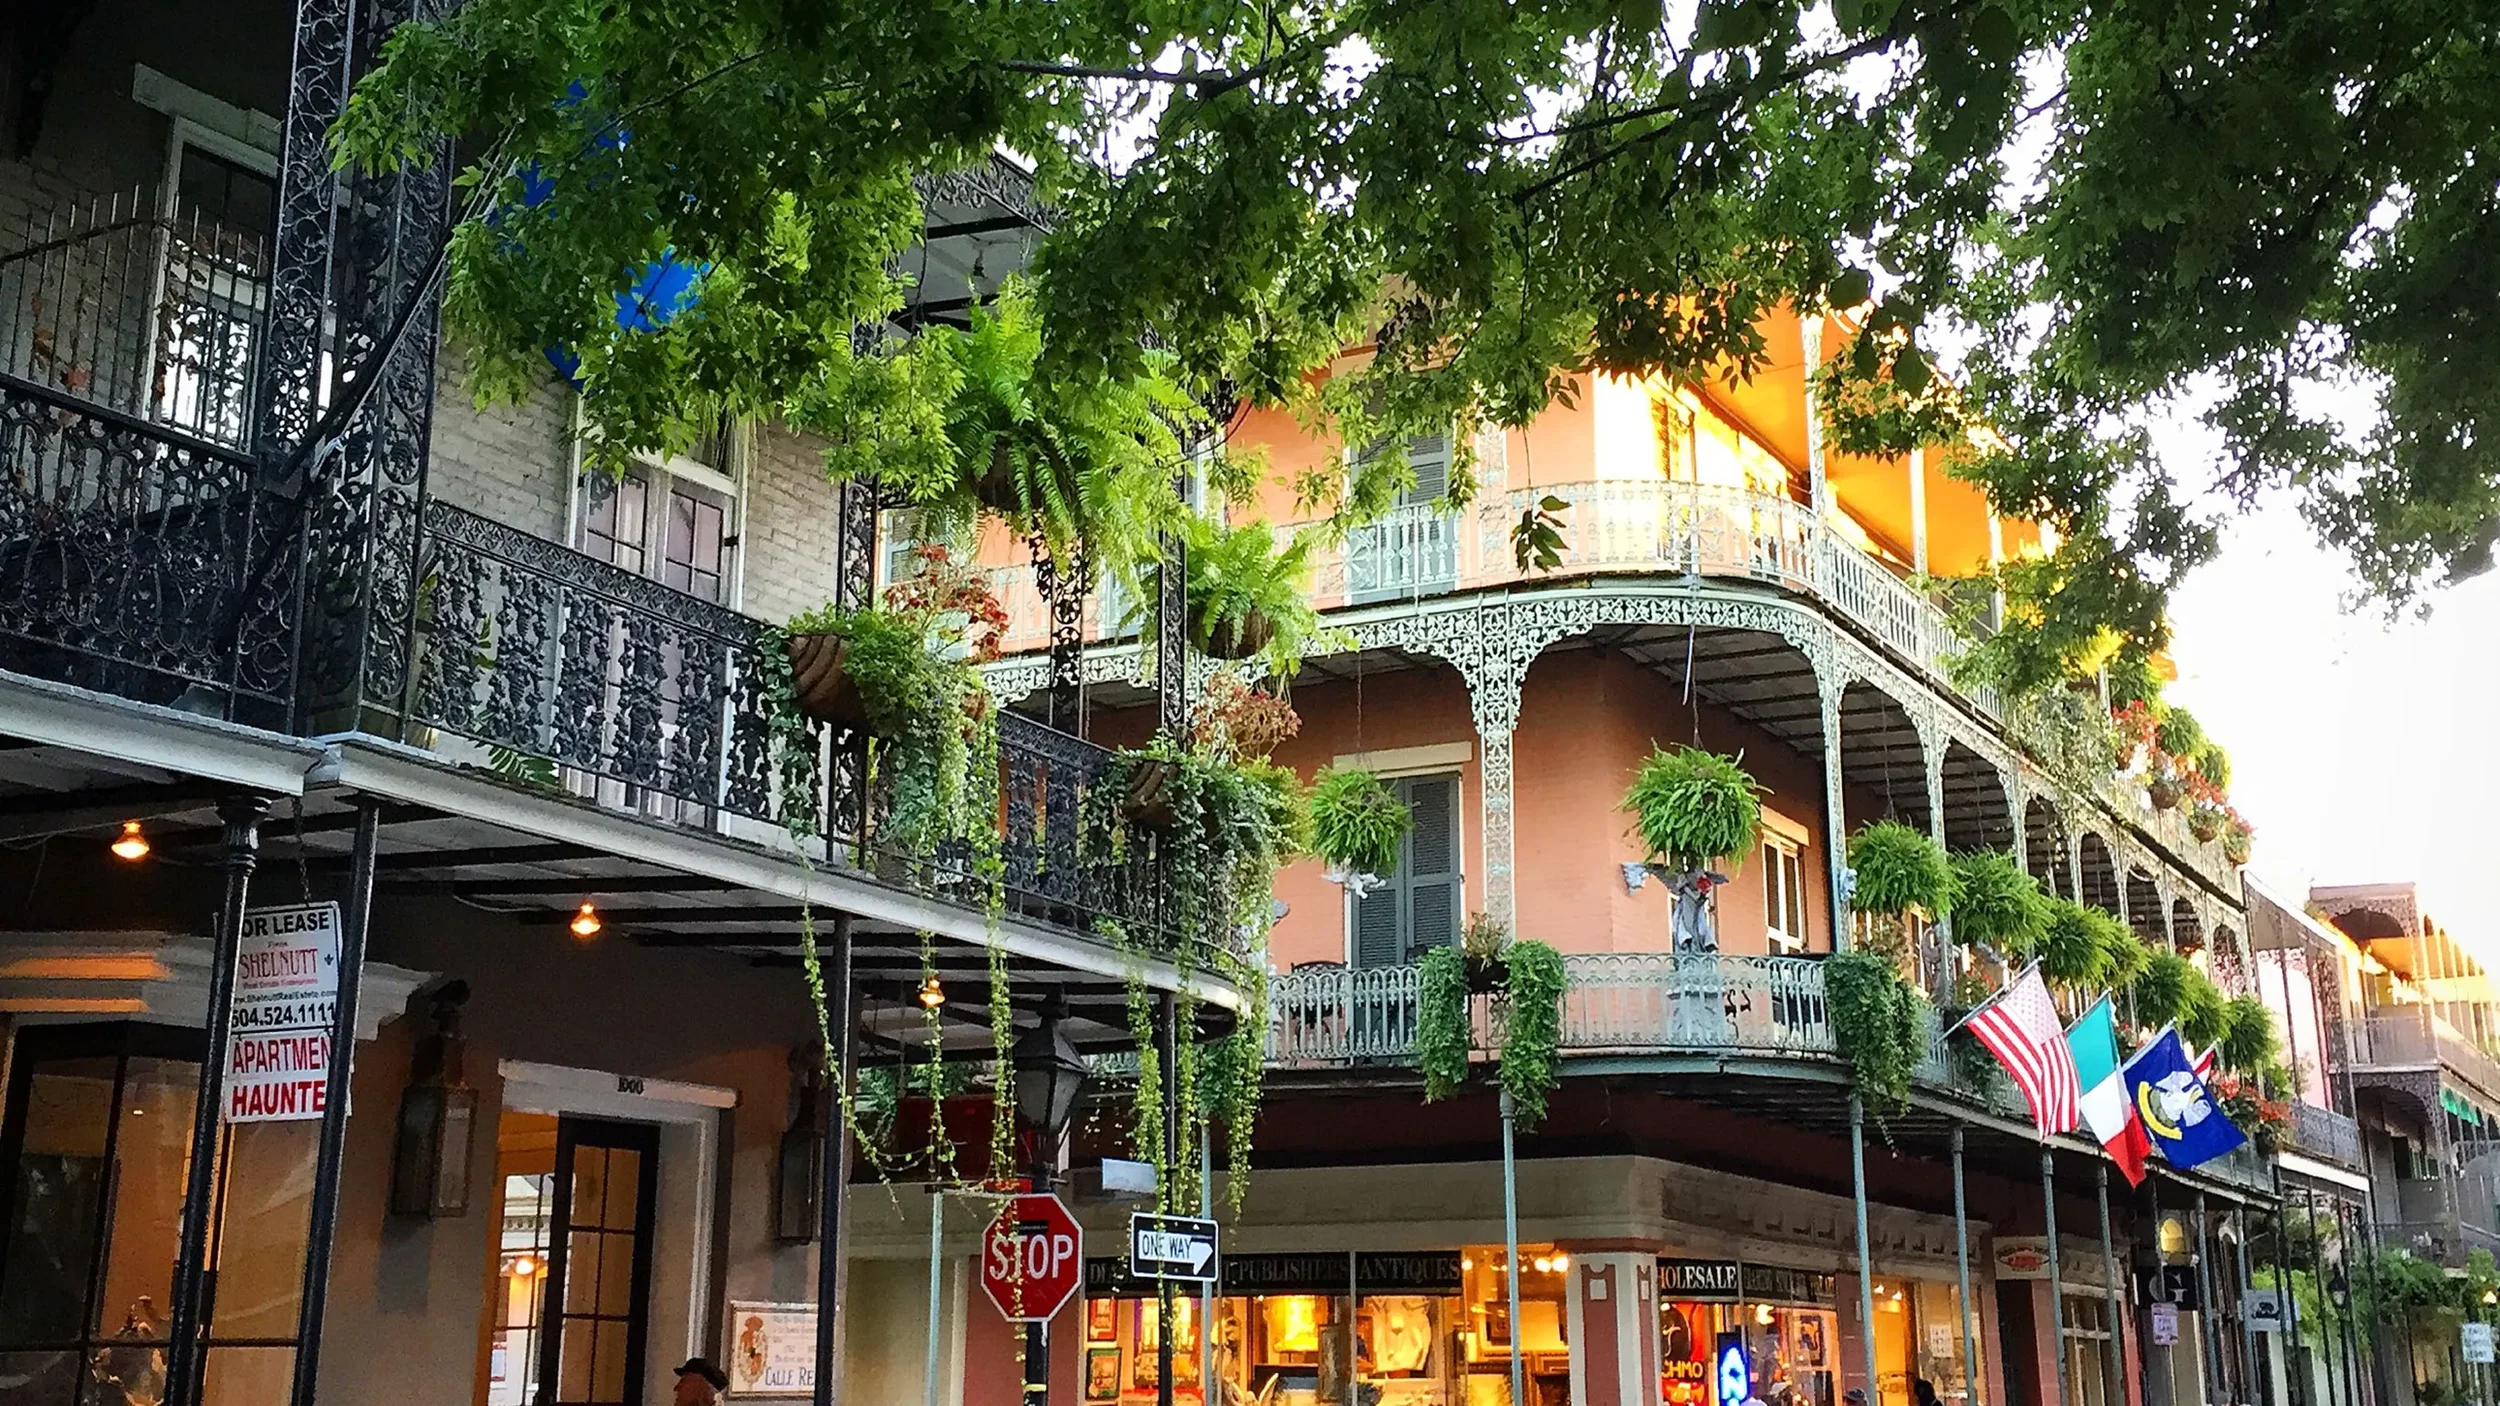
top-left (2067, 998), bottom-right (2150, 1186)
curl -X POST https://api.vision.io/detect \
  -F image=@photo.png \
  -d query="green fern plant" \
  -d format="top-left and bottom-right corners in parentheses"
top-left (1948, 849), bottom-right (2050, 955)
top-left (1622, 746), bottom-right (1764, 871)
top-left (2131, 949), bottom-right (2195, 1029)
top-left (1849, 821), bottom-right (1959, 918)
top-left (1172, 515), bottom-right (1331, 677)
top-left (2178, 967), bottom-right (2230, 1049)
top-left (2220, 994), bottom-right (2281, 1075)
top-left (1310, 768), bottom-right (1410, 876)
top-left (2038, 898), bottom-right (2130, 991)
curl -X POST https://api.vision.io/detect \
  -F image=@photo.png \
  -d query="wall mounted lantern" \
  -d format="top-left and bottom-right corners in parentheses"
top-left (775, 1045), bottom-right (829, 1243)
top-left (390, 980), bottom-right (478, 1218)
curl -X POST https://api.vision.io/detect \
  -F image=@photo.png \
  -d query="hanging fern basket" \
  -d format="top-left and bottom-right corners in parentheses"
top-left (971, 436), bottom-right (1081, 519)
top-left (1192, 605), bottom-right (1277, 662)
top-left (785, 632), bottom-right (868, 728)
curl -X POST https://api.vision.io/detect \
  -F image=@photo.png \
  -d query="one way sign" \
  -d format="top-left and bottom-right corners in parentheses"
top-left (1128, 1212), bottom-right (1220, 1283)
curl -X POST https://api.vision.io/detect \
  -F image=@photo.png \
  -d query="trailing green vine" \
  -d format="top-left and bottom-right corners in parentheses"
top-left (1497, 940), bottom-right (1566, 1127)
top-left (1417, 945), bottom-right (1471, 1100)
top-left (1826, 948), bottom-right (1928, 1122)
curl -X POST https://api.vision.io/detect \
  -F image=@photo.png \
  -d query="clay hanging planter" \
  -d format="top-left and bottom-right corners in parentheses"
top-left (784, 631), bottom-right (867, 728)
top-left (1119, 757), bottom-right (1184, 829)
top-left (2187, 808), bottom-right (2224, 843)
top-left (2147, 774), bottom-right (2183, 811)
top-left (1192, 606), bottom-right (1276, 662)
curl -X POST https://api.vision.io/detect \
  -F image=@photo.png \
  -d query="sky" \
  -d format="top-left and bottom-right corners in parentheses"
top-left (2164, 499), bottom-right (2500, 946)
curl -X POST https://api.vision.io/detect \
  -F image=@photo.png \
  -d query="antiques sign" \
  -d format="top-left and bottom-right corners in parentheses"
top-left (726, 1302), bottom-right (815, 1397)
top-left (225, 903), bottom-right (343, 1123)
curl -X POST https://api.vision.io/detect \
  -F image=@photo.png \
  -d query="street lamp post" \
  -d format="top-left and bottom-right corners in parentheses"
top-left (1013, 993), bottom-right (1089, 1406)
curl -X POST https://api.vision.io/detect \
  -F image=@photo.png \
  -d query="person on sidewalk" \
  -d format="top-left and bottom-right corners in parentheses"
top-left (674, 1357), bottom-right (730, 1406)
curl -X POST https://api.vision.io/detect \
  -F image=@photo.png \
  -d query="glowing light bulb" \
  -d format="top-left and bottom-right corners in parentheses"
top-left (919, 973), bottom-right (946, 1009)
top-left (1552, 1254), bottom-right (1569, 1272)
top-left (110, 821), bottom-right (149, 861)
top-left (511, 1254), bottom-right (540, 1278)
top-left (570, 903), bottom-right (602, 939)
top-left (1533, 1256), bottom-right (1552, 1273)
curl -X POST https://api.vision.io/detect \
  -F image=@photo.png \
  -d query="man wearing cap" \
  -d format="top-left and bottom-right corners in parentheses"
top-left (675, 1357), bottom-right (729, 1406)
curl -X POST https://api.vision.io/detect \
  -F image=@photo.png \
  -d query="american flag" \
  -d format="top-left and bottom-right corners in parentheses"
top-left (1963, 966), bottom-right (2082, 1137)
top-left (2192, 1044), bottom-right (2218, 1080)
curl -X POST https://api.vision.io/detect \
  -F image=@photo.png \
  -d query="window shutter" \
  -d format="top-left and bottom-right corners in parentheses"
top-left (1399, 775), bottom-right (1460, 961)
top-left (1404, 431), bottom-right (1452, 505)
top-left (1353, 883), bottom-right (1403, 969)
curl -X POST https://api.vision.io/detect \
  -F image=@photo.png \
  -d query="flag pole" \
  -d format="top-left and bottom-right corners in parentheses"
top-left (2042, 1149), bottom-right (2071, 1406)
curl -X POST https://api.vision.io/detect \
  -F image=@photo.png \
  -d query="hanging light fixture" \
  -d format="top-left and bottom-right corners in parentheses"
top-left (569, 902), bottom-right (602, 939)
top-left (918, 973), bottom-right (946, 1009)
top-left (510, 1254), bottom-right (540, 1278)
top-left (110, 821), bottom-right (150, 861)
top-left (1012, 991), bottom-right (1089, 1173)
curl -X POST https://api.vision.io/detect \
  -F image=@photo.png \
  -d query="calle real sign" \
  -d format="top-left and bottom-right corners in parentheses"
top-left (224, 903), bottom-right (344, 1123)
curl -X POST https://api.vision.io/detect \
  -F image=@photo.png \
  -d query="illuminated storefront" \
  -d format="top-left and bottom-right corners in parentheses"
top-left (1080, 1246), bottom-right (1573, 1405)
top-left (1655, 1261), bottom-right (1840, 1406)
top-left (1653, 1261), bottom-right (1981, 1406)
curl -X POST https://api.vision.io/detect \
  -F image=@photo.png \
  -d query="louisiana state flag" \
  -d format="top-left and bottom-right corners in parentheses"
top-left (2121, 1028), bottom-right (2247, 1170)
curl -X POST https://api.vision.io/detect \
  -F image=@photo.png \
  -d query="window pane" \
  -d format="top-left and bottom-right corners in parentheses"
top-left (97, 1057), bottom-right (200, 1343)
top-left (571, 1149), bottom-right (610, 1231)
top-left (601, 1149), bottom-right (641, 1230)
top-left (0, 1057), bottom-right (117, 1343)
top-left (592, 1319), bottom-right (630, 1401)
top-left (201, 1345), bottom-right (295, 1406)
top-left (565, 1233), bottom-right (604, 1314)
top-left (597, 1233), bottom-right (635, 1317)
top-left (208, 1120), bottom-right (315, 1340)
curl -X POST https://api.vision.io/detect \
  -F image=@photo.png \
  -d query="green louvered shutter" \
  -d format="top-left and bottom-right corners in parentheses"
top-left (1399, 775), bottom-right (1460, 962)
top-left (1348, 773), bottom-right (1462, 967)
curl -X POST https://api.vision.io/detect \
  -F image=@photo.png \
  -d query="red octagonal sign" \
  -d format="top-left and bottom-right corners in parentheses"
top-left (981, 1193), bottom-right (1083, 1323)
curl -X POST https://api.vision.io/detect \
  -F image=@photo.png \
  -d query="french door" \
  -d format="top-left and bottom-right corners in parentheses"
top-left (534, 1118), bottom-right (659, 1406)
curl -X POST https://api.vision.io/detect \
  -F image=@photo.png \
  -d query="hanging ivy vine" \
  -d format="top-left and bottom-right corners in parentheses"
top-left (1497, 940), bottom-right (1567, 1127)
top-left (1417, 945), bottom-right (1471, 1100)
top-left (1826, 949), bottom-right (1928, 1123)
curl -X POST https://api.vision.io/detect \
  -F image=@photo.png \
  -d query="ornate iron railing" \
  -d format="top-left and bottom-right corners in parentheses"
top-left (2284, 1101), bottom-right (2364, 1168)
top-left (402, 501), bottom-right (1241, 963)
top-left (1267, 951), bottom-right (1836, 1064)
top-left (0, 368), bottom-right (294, 721)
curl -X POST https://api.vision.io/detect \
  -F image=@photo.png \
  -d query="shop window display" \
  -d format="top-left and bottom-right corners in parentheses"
top-left (1078, 1248), bottom-right (1563, 1406)
top-left (1657, 1262), bottom-right (1841, 1406)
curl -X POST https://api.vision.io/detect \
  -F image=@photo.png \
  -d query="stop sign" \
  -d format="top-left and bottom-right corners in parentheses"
top-left (980, 1193), bottom-right (1084, 1323)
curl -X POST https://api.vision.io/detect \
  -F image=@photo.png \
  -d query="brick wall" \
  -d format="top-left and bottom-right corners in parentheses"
top-left (740, 423), bottom-right (850, 624)
top-left (425, 336), bottom-right (574, 543)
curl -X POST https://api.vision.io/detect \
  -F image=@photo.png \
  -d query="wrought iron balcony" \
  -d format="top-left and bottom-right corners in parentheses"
top-left (0, 367), bottom-right (1242, 969)
top-left (1268, 950), bottom-right (1837, 1066)
top-left (2282, 1100), bottom-right (2364, 1168)
top-left (2343, 1008), bottom-right (2500, 1109)
top-left (0, 368), bottom-right (296, 725)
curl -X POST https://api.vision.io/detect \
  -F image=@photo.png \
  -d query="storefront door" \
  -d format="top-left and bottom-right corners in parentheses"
top-left (534, 1117), bottom-right (659, 1406)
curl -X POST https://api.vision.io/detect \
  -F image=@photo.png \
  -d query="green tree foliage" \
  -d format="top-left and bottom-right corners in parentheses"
top-left (336, 0), bottom-right (2500, 667)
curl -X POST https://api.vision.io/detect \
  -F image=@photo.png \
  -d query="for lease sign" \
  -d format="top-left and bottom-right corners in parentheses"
top-left (224, 902), bottom-right (343, 1123)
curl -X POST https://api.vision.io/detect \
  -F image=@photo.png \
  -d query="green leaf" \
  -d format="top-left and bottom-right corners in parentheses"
top-left (1829, 268), bottom-right (1874, 309)
top-left (1968, 6), bottom-right (2019, 65)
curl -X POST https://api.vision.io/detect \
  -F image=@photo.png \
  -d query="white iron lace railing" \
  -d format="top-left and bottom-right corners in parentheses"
top-left (990, 478), bottom-right (1999, 717)
top-left (1267, 951), bottom-right (1833, 1065)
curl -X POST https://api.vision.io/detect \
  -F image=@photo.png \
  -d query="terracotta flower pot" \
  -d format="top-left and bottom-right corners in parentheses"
top-left (2223, 830), bottom-right (2252, 866)
top-left (1120, 758), bottom-right (1183, 829)
top-left (2147, 776), bottom-right (2182, 811)
top-left (2188, 810), bottom-right (2223, 843)
top-left (784, 631), bottom-right (867, 728)
top-left (1193, 606), bottom-right (1275, 662)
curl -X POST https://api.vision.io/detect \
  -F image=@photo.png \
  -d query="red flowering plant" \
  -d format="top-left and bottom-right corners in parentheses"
top-left (1190, 669), bottom-right (1301, 762)
top-left (880, 544), bottom-right (1011, 664)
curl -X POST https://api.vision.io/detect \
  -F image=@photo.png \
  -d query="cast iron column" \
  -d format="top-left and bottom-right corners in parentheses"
top-left (814, 914), bottom-right (855, 1406)
top-left (2043, 1149), bottom-right (2070, 1406)
top-left (1851, 1098), bottom-right (1881, 1403)
top-left (166, 795), bottom-right (270, 1406)
top-left (2095, 1166), bottom-right (2126, 1406)
top-left (1952, 1127), bottom-right (1981, 1406)
top-left (1157, 993), bottom-right (1180, 1406)
top-left (286, 798), bottom-right (379, 1406)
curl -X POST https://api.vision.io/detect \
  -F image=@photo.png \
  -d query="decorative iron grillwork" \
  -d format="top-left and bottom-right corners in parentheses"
top-left (0, 370), bottom-right (293, 720)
